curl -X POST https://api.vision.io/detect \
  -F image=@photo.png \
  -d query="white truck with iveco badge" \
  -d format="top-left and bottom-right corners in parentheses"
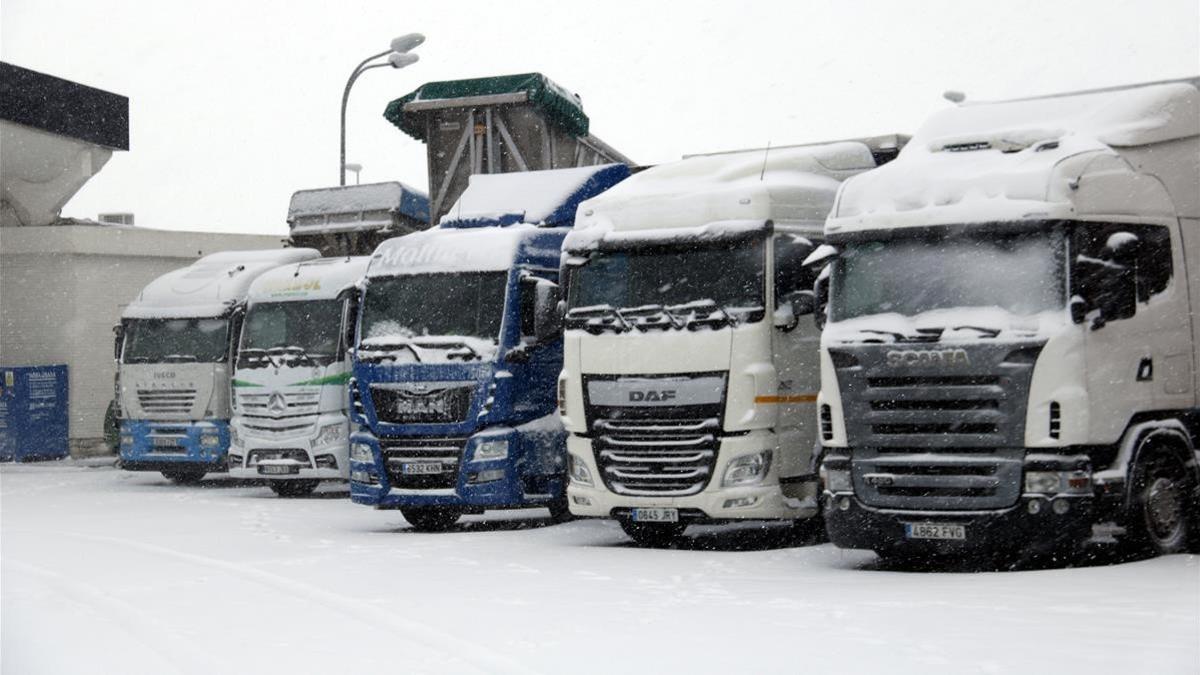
top-left (559, 139), bottom-right (904, 545)
top-left (818, 78), bottom-right (1200, 562)
top-left (116, 248), bottom-right (321, 483)
top-left (228, 256), bottom-right (371, 496)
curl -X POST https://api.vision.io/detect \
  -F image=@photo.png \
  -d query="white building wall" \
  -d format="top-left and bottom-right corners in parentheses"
top-left (0, 224), bottom-right (285, 446)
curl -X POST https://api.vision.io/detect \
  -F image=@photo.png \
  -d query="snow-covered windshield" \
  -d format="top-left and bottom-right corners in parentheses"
top-left (831, 228), bottom-right (1065, 324)
top-left (238, 300), bottom-right (343, 368)
top-left (122, 318), bottom-right (229, 364)
top-left (565, 237), bottom-right (765, 330)
top-left (359, 272), bottom-right (507, 358)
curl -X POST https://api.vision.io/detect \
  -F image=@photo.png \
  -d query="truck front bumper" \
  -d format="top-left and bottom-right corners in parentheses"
top-left (348, 426), bottom-right (566, 510)
top-left (227, 414), bottom-right (349, 481)
top-left (565, 433), bottom-right (818, 522)
top-left (119, 419), bottom-right (229, 471)
top-left (822, 491), bottom-right (1095, 554)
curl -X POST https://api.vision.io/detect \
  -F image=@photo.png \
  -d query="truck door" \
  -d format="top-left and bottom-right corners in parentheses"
top-left (771, 232), bottom-right (822, 479)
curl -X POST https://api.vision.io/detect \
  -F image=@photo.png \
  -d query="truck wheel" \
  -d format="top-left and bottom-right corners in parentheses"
top-left (401, 506), bottom-right (462, 532)
top-left (161, 469), bottom-right (206, 485)
top-left (269, 480), bottom-right (319, 498)
top-left (1125, 448), bottom-right (1193, 556)
top-left (619, 519), bottom-right (686, 547)
top-left (547, 495), bottom-right (574, 523)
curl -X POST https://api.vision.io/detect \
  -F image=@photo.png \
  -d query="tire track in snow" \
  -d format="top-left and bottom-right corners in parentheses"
top-left (4, 559), bottom-right (218, 675)
top-left (58, 530), bottom-right (547, 675)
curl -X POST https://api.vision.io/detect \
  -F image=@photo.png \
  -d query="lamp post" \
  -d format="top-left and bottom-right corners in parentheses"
top-left (340, 33), bottom-right (425, 186)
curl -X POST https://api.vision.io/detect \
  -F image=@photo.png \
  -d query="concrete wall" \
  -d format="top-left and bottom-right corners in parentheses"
top-left (0, 224), bottom-right (285, 446)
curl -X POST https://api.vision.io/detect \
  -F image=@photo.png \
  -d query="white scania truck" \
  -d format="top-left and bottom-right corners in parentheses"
top-left (559, 140), bottom-right (904, 545)
top-left (117, 248), bottom-right (321, 483)
top-left (818, 78), bottom-right (1200, 561)
top-left (227, 256), bottom-right (371, 496)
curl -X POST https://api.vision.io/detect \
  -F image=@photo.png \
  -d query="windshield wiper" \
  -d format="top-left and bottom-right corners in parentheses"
top-left (620, 304), bottom-right (680, 331)
top-left (564, 304), bottom-right (631, 334)
top-left (163, 354), bottom-right (199, 363)
top-left (666, 300), bottom-right (737, 330)
top-left (358, 340), bottom-right (423, 363)
top-left (951, 325), bottom-right (1003, 338)
top-left (416, 340), bottom-right (482, 361)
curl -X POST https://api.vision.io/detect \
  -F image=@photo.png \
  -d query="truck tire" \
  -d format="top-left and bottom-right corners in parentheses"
top-left (161, 469), bottom-right (206, 485)
top-left (547, 495), bottom-right (574, 523)
top-left (269, 480), bottom-right (320, 498)
top-left (1124, 447), bottom-right (1194, 556)
top-left (619, 519), bottom-right (686, 547)
top-left (401, 506), bottom-right (462, 532)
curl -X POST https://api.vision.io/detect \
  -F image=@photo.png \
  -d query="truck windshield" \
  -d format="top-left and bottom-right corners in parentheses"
top-left (122, 318), bottom-right (229, 364)
top-left (238, 300), bottom-right (343, 368)
top-left (831, 228), bottom-right (1065, 322)
top-left (359, 272), bottom-right (508, 353)
top-left (566, 237), bottom-right (765, 329)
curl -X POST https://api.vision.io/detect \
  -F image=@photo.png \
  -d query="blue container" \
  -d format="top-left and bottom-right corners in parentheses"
top-left (0, 365), bottom-right (70, 461)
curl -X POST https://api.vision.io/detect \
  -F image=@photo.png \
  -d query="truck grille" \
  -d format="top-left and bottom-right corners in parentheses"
top-left (851, 448), bottom-right (1023, 510)
top-left (592, 417), bottom-right (720, 496)
top-left (832, 343), bottom-right (1040, 510)
top-left (380, 437), bottom-right (466, 490)
top-left (137, 389), bottom-right (197, 416)
top-left (370, 384), bottom-right (473, 425)
top-left (238, 391), bottom-right (321, 418)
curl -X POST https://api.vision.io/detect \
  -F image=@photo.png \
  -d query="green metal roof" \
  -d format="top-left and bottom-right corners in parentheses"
top-left (383, 72), bottom-right (590, 141)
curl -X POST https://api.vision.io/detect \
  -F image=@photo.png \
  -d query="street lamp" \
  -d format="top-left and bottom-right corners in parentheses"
top-left (340, 33), bottom-right (425, 186)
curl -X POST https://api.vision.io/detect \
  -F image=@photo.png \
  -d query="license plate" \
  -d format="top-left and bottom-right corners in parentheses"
top-left (151, 437), bottom-right (180, 447)
top-left (402, 462), bottom-right (443, 475)
top-left (631, 507), bottom-right (679, 523)
top-left (259, 464), bottom-right (299, 475)
top-left (905, 522), bottom-right (966, 540)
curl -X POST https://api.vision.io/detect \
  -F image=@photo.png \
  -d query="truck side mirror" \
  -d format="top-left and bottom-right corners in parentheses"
top-left (112, 324), bottom-right (125, 361)
top-left (340, 287), bottom-right (362, 360)
top-left (534, 280), bottom-right (563, 343)
top-left (813, 271), bottom-right (830, 331)
top-left (773, 290), bottom-right (814, 332)
top-left (1076, 249), bottom-right (1136, 329)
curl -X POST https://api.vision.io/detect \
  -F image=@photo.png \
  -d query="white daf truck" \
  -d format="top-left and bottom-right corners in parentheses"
top-left (818, 78), bottom-right (1200, 561)
top-left (559, 139), bottom-right (904, 545)
top-left (116, 248), bottom-right (321, 483)
top-left (227, 256), bottom-right (371, 496)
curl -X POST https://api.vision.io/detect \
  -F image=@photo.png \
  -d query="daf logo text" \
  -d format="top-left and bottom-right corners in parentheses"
top-left (629, 389), bottom-right (677, 403)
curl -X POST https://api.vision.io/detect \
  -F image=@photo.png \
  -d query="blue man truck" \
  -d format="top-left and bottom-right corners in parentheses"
top-left (116, 248), bottom-right (321, 483)
top-left (348, 164), bottom-right (629, 530)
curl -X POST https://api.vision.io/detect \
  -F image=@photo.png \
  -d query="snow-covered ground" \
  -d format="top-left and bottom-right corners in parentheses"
top-left (3, 460), bottom-right (1197, 675)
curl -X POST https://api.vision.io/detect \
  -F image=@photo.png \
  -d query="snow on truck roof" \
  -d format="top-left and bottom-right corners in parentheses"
top-left (367, 164), bottom-right (630, 277)
top-left (564, 142), bottom-right (880, 251)
top-left (122, 248), bottom-right (321, 319)
top-left (827, 78), bottom-right (1200, 235)
top-left (246, 256), bottom-right (371, 304)
top-left (439, 164), bottom-right (630, 228)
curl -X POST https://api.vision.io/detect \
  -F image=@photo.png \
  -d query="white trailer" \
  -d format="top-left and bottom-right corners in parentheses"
top-left (818, 78), bottom-right (1200, 561)
top-left (558, 139), bottom-right (903, 545)
top-left (227, 256), bottom-right (371, 496)
top-left (116, 248), bottom-right (320, 482)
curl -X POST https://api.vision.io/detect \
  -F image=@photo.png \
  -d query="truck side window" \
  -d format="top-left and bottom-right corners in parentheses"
top-left (773, 233), bottom-right (818, 302)
top-left (1071, 223), bottom-right (1172, 311)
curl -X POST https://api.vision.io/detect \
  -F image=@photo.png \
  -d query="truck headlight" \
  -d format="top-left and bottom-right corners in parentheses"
top-left (823, 466), bottom-right (851, 493)
top-left (199, 434), bottom-right (221, 448)
top-left (557, 376), bottom-right (568, 417)
top-left (120, 435), bottom-right (133, 449)
top-left (568, 454), bottom-right (593, 486)
top-left (350, 442), bottom-right (375, 463)
top-left (315, 423), bottom-right (347, 447)
top-left (722, 450), bottom-right (772, 487)
top-left (1024, 471), bottom-right (1061, 494)
top-left (472, 438), bottom-right (509, 461)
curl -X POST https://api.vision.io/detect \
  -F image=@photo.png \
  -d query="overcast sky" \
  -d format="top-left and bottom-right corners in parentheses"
top-left (3, 0), bottom-right (1197, 235)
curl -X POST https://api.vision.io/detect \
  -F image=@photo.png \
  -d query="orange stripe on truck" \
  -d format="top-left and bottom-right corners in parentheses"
top-left (754, 394), bottom-right (818, 404)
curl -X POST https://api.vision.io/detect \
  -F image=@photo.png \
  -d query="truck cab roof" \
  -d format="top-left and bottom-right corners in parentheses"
top-left (827, 78), bottom-right (1200, 237)
top-left (246, 256), bottom-right (371, 304)
top-left (564, 141), bottom-right (895, 252)
top-left (122, 248), bottom-right (321, 319)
